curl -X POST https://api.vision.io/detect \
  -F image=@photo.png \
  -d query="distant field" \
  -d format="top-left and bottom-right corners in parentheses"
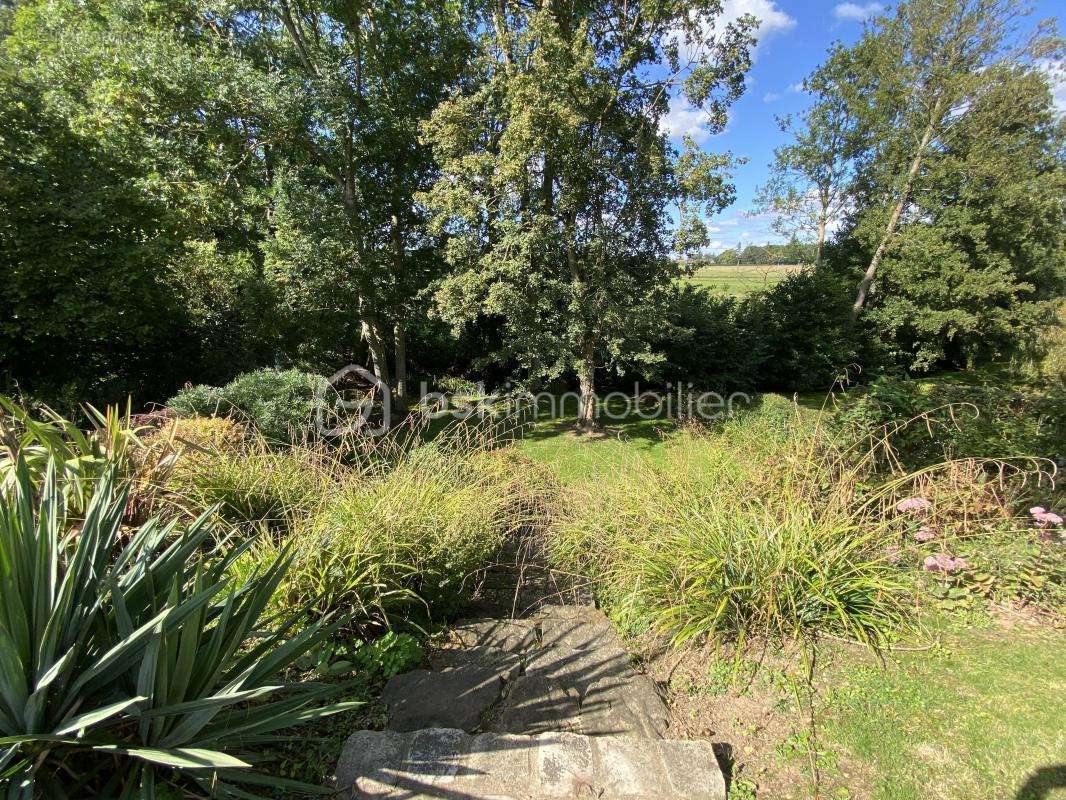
top-left (686, 262), bottom-right (803, 296)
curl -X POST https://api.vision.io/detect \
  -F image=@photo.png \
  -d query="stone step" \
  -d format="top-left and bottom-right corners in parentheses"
top-left (335, 728), bottom-right (726, 800)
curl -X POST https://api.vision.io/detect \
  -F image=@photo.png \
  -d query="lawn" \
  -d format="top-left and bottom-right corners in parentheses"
top-left (819, 623), bottom-right (1066, 800)
top-left (686, 263), bottom-right (803, 296)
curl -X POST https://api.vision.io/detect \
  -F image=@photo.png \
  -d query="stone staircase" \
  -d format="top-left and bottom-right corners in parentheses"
top-left (333, 538), bottom-right (727, 799)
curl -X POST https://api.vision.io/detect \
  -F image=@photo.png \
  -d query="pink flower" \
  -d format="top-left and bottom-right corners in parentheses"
top-left (914, 526), bottom-right (937, 542)
top-left (1030, 506), bottom-right (1047, 516)
top-left (897, 497), bottom-right (933, 514)
top-left (922, 553), bottom-right (968, 574)
top-left (1034, 511), bottom-right (1063, 528)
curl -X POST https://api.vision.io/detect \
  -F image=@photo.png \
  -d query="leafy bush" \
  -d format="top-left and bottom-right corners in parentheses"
top-left (735, 269), bottom-right (873, 393)
top-left (654, 272), bottom-right (877, 395)
top-left (0, 457), bottom-right (354, 797)
top-left (549, 397), bottom-right (908, 645)
top-left (833, 375), bottom-right (1065, 468)
top-left (168, 368), bottom-right (335, 443)
top-left (655, 286), bottom-right (755, 392)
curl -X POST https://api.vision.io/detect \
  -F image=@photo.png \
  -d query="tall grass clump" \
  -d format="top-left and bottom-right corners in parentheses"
top-left (550, 395), bottom-right (909, 646)
top-left (281, 441), bottom-right (549, 625)
top-left (155, 416), bottom-right (552, 630)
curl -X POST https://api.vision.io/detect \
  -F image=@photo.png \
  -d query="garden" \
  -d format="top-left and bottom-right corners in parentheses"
top-left (1, 0), bottom-right (1064, 796)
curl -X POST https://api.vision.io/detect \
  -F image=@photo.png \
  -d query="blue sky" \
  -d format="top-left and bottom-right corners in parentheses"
top-left (663, 0), bottom-right (1066, 253)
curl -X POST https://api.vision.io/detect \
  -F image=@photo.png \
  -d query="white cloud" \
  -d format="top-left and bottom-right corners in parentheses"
top-left (707, 225), bottom-right (722, 233)
top-left (673, 0), bottom-right (796, 65)
top-left (723, 0), bottom-right (796, 39)
top-left (833, 2), bottom-right (883, 22)
top-left (764, 83), bottom-right (805, 102)
top-left (708, 240), bottom-right (726, 251)
top-left (740, 231), bottom-right (751, 239)
top-left (660, 97), bottom-right (712, 143)
top-left (1036, 58), bottom-right (1066, 114)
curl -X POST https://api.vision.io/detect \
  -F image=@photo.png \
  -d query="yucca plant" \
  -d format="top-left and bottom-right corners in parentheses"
top-left (0, 457), bottom-right (357, 798)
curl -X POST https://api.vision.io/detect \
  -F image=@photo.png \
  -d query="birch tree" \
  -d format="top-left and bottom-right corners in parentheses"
top-left (840, 0), bottom-right (1060, 317)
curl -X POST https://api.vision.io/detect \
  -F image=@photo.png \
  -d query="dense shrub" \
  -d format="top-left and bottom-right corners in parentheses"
top-left (655, 272), bottom-right (877, 395)
top-left (168, 368), bottom-right (334, 443)
top-left (833, 375), bottom-right (1065, 468)
top-left (736, 269), bottom-right (874, 393)
top-left (0, 456), bottom-right (351, 797)
top-left (656, 286), bottom-right (755, 392)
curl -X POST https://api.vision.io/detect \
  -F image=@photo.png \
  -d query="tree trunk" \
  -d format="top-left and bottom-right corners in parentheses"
top-left (360, 315), bottom-right (391, 387)
top-left (577, 337), bottom-right (597, 429)
top-left (393, 321), bottom-right (407, 400)
top-left (389, 212), bottom-right (408, 401)
top-left (851, 111), bottom-right (939, 317)
top-left (815, 212), bottom-right (827, 269)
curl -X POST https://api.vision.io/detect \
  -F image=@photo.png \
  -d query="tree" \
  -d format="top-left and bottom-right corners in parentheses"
top-left (0, 0), bottom-right (277, 406)
top-left (755, 47), bottom-right (865, 267)
top-left (422, 0), bottom-right (754, 426)
top-left (245, 0), bottom-right (471, 402)
top-left (853, 61), bottom-right (1065, 370)
top-left (836, 0), bottom-right (1061, 317)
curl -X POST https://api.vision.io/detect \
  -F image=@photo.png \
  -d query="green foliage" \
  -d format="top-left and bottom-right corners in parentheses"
top-left (297, 631), bottom-right (424, 683)
top-left (0, 396), bottom-right (144, 513)
top-left (737, 269), bottom-right (870, 393)
top-left (0, 0), bottom-right (276, 406)
top-left (549, 399), bottom-right (908, 645)
top-left (168, 369), bottom-right (333, 444)
top-left (833, 375), bottom-right (1065, 467)
top-left (0, 457), bottom-right (354, 797)
top-left (279, 444), bottom-right (541, 625)
top-left (658, 271), bottom-right (873, 393)
top-left (422, 1), bottom-right (755, 420)
top-left (167, 418), bottom-right (549, 629)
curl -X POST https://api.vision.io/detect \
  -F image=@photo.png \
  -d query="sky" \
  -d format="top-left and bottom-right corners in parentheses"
top-left (661, 0), bottom-right (1066, 253)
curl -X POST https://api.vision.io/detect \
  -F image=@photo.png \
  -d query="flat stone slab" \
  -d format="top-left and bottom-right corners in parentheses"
top-left (525, 643), bottom-right (633, 697)
top-left (538, 607), bottom-right (622, 651)
top-left (581, 674), bottom-right (670, 738)
top-left (488, 673), bottom-right (582, 735)
top-left (334, 728), bottom-right (726, 799)
top-left (451, 618), bottom-right (539, 652)
top-left (380, 654), bottom-right (521, 732)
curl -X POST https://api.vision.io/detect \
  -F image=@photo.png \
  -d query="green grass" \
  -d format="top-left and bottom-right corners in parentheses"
top-left (515, 394), bottom-right (677, 482)
top-left (545, 395), bottom-right (911, 645)
top-left (686, 263), bottom-right (802, 297)
top-left (820, 624), bottom-right (1066, 800)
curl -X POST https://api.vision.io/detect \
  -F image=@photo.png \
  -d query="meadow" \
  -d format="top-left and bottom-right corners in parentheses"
top-left (686, 263), bottom-right (803, 296)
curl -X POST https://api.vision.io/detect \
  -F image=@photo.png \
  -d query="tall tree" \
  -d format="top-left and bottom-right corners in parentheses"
top-left (0, 0), bottom-right (278, 405)
top-left (836, 0), bottom-right (1060, 317)
top-left (422, 0), bottom-right (754, 426)
top-left (246, 0), bottom-right (471, 401)
top-left (755, 47), bottom-right (865, 267)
